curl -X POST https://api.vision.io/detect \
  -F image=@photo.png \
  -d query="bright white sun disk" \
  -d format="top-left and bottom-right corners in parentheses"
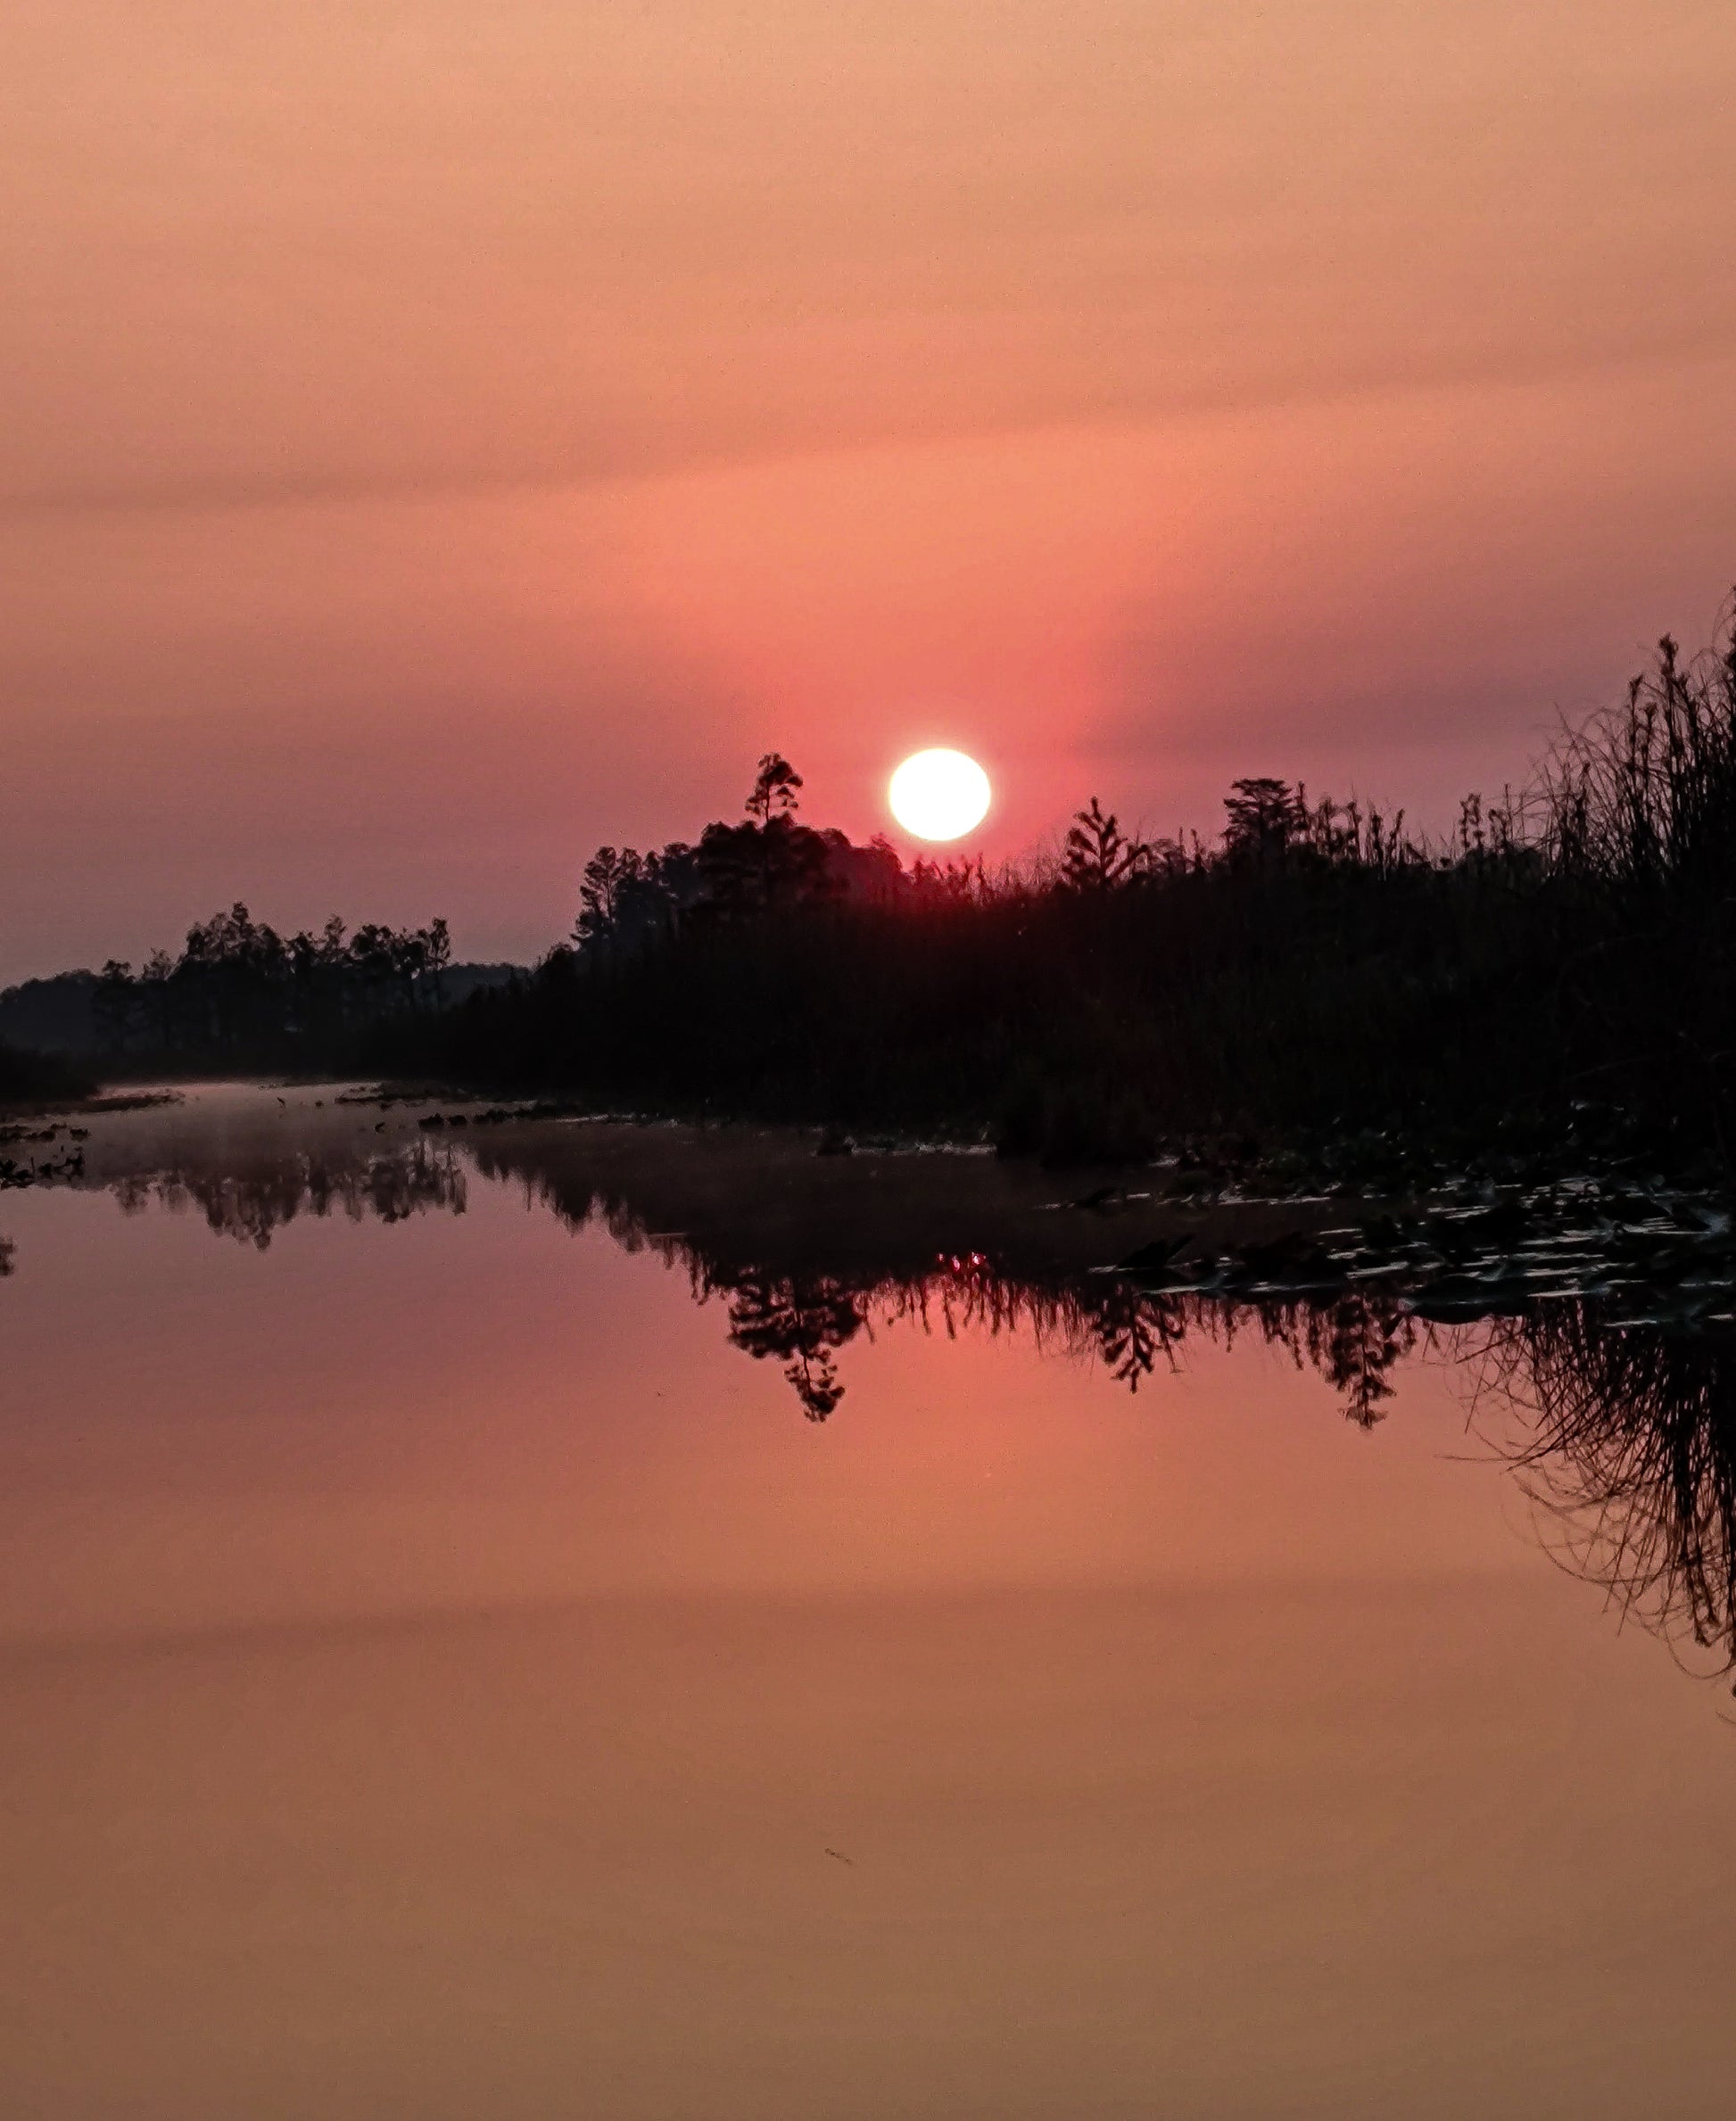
top-left (889, 749), bottom-right (991, 842)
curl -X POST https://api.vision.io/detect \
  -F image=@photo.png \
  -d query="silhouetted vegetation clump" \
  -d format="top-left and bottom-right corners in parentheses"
top-left (420, 607), bottom-right (1736, 1175)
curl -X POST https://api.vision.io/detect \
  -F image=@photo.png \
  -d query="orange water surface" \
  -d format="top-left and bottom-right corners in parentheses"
top-left (0, 1087), bottom-right (1730, 2118)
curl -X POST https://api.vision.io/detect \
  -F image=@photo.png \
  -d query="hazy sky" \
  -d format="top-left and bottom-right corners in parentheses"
top-left (4, 1), bottom-right (1734, 977)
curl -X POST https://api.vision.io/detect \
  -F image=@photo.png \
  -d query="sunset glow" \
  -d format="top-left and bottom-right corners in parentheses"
top-left (889, 749), bottom-right (992, 843)
top-left (0, 5), bottom-right (1732, 981)
top-left (5, 10), bottom-right (1736, 2112)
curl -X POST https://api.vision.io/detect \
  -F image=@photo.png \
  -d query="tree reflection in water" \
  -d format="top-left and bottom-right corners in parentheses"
top-left (16, 1131), bottom-right (1736, 1675)
top-left (703, 1259), bottom-right (1419, 1430)
top-left (1475, 1308), bottom-right (1736, 1676)
top-left (109, 1140), bottom-right (467, 1250)
top-left (719, 1271), bottom-right (861, 1419)
top-left (467, 1145), bottom-right (1736, 1676)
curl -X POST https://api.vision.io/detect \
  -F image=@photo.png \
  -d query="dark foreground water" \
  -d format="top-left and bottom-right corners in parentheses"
top-left (3, 1085), bottom-right (1733, 2118)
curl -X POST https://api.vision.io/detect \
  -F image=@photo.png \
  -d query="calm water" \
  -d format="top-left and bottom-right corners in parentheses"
top-left (3, 1085), bottom-right (1733, 2118)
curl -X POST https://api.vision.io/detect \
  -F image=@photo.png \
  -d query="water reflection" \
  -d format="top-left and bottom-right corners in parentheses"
top-left (1479, 1309), bottom-right (1736, 1672)
top-left (717, 1272), bottom-right (862, 1419)
top-left (110, 1140), bottom-right (467, 1249)
top-left (704, 1266), bottom-right (1420, 1428)
top-left (13, 1121), bottom-right (1736, 1672)
top-left (696, 1245), bottom-right (1736, 1674)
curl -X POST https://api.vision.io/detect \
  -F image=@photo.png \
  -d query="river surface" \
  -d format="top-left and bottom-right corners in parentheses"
top-left (2, 1085), bottom-right (1732, 2118)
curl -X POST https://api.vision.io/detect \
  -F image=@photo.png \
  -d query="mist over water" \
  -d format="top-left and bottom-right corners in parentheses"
top-left (4, 1085), bottom-right (1735, 2117)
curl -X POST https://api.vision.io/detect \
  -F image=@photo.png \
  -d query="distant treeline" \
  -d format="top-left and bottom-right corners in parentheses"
top-left (0, 1039), bottom-right (94, 1106)
top-left (412, 612), bottom-right (1736, 1171)
top-left (0, 909), bottom-right (516, 1079)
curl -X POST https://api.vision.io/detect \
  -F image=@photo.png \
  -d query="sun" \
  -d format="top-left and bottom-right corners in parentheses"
top-left (889, 748), bottom-right (991, 842)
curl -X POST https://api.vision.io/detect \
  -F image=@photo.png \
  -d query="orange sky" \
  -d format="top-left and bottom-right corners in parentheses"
top-left (4, 1), bottom-right (1734, 977)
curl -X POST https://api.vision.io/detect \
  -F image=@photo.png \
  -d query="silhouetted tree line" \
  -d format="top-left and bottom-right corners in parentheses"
top-left (81, 905), bottom-right (456, 1072)
top-left (0, 1040), bottom-right (94, 1104)
top-left (16, 609), bottom-right (1736, 1168)
top-left (412, 608), bottom-right (1736, 1171)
